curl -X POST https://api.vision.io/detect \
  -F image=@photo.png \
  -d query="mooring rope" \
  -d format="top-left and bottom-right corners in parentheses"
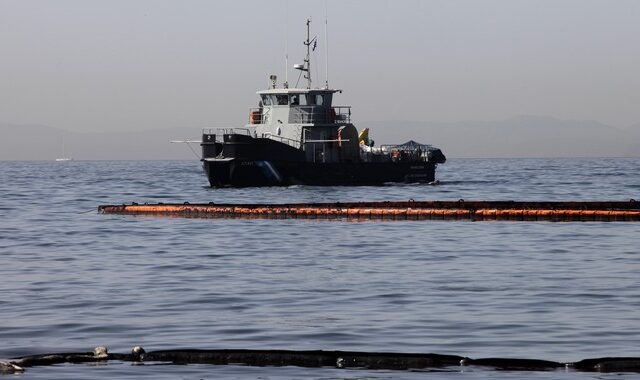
top-left (2, 346), bottom-right (640, 374)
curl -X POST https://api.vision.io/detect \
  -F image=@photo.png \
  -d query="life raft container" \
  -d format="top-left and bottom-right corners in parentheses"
top-left (249, 111), bottom-right (262, 124)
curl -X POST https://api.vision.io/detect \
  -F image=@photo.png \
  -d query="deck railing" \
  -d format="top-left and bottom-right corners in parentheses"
top-left (202, 128), bottom-right (255, 142)
top-left (262, 133), bottom-right (300, 148)
top-left (331, 106), bottom-right (351, 124)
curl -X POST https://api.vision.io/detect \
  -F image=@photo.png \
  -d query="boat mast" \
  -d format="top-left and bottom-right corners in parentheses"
top-left (304, 18), bottom-right (312, 89)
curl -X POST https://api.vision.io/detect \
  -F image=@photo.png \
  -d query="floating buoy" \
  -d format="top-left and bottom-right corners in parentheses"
top-left (98, 200), bottom-right (640, 222)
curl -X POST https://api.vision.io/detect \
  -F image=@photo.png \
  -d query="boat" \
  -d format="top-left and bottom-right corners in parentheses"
top-left (200, 19), bottom-right (445, 187)
top-left (55, 133), bottom-right (73, 162)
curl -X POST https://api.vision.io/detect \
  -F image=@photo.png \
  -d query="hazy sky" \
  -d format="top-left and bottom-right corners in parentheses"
top-left (1, 0), bottom-right (639, 132)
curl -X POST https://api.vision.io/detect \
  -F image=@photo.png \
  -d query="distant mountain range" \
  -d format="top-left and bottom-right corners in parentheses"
top-left (2, 116), bottom-right (639, 161)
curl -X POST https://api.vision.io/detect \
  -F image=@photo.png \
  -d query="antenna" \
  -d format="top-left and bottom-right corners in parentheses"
top-left (284, 0), bottom-right (289, 88)
top-left (324, 0), bottom-right (329, 88)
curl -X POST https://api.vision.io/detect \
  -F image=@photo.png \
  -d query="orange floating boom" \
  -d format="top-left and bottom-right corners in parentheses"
top-left (98, 200), bottom-right (640, 221)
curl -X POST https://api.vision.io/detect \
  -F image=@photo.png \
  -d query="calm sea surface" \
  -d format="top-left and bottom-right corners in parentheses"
top-left (1, 158), bottom-right (639, 379)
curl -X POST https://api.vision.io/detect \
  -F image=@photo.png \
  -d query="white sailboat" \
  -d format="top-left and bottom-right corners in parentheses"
top-left (55, 133), bottom-right (73, 162)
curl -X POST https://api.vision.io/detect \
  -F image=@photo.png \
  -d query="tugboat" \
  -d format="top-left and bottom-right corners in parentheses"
top-left (201, 19), bottom-right (445, 187)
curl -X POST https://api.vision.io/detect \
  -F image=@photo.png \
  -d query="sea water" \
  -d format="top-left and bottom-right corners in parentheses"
top-left (1, 158), bottom-right (639, 379)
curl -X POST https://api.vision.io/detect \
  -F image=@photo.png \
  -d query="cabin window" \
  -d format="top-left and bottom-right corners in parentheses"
top-left (261, 95), bottom-right (271, 106)
top-left (305, 93), bottom-right (325, 106)
top-left (288, 94), bottom-right (307, 106)
top-left (276, 95), bottom-right (288, 105)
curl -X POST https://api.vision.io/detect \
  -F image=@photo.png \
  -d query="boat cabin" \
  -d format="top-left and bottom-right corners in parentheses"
top-left (249, 86), bottom-right (359, 163)
top-left (255, 88), bottom-right (340, 125)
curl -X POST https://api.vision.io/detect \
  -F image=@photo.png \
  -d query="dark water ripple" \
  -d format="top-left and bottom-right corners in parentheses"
top-left (1, 158), bottom-right (640, 379)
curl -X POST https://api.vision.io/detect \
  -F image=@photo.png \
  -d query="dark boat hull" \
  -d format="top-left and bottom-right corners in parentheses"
top-left (203, 159), bottom-right (438, 187)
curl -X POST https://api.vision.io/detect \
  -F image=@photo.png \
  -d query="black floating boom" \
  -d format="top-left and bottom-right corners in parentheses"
top-left (3, 346), bottom-right (640, 374)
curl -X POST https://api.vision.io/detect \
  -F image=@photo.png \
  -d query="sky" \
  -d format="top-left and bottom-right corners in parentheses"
top-left (1, 0), bottom-right (640, 133)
